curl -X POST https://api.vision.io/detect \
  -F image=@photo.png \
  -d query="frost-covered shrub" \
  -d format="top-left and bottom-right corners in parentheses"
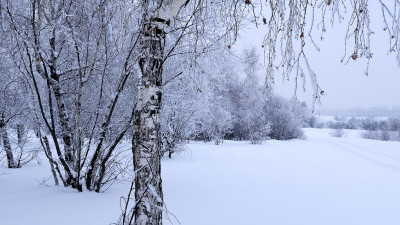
top-left (358, 117), bottom-right (400, 142)
top-left (265, 96), bottom-right (307, 140)
top-left (209, 109), bottom-right (235, 145)
top-left (330, 128), bottom-right (347, 138)
top-left (360, 130), bottom-right (381, 140)
top-left (242, 88), bottom-right (271, 144)
top-left (306, 116), bottom-right (317, 128)
top-left (388, 118), bottom-right (400, 132)
top-left (361, 118), bottom-right (381, 131)
top-left (248, 120), bottom-right (271, 144)
top-left (360, 130), bottom-right (396, 141)
top-left (327, 121), bottom-right (347, 129)
top-left (306, 116), bottom-right (324, 128)
top-left (395, 130), bottom-right (400, 142)
top-left (380, 130), bottom-right (391, 141)
top-left (161, 110), bottom-right (192, 158)
top-left (346, 117), bottom-right (361, 130)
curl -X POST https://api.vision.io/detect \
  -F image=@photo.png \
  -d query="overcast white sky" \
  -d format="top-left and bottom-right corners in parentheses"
top-left (234, 2), bottom-right (400, 110)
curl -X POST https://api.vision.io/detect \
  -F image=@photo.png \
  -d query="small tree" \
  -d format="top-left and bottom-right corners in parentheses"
top-left (241, 48), bottom-right (271, 144)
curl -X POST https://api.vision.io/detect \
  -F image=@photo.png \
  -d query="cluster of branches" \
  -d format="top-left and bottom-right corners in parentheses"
top-left (0, 0), bottom-right (139, 192)
top-left (161, 46), bottom-right (309, 159)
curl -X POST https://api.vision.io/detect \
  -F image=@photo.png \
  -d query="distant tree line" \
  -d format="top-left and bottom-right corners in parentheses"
top-left (307, 115), bottom-right (400, 141)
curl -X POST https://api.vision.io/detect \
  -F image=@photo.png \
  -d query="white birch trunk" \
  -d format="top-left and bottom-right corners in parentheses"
top-left (0, 115), bottom-right (17, 168)
top-left (132, 1), bottom-right (186, 224)
top-left (133, 20), bottom-right (165, 225)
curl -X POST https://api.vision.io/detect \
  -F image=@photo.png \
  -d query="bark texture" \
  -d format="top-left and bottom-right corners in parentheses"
top-left (0, 115), bottom-right (17, 168)
top-left (131, 1), bottom-right (188, 223)
top-left (133, 14), bottom-right (166, 225)
top-left (42, 136), bottom-right (60, 186)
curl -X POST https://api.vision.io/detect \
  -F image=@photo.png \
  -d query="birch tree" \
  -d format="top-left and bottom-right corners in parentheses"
top-left (130, 1), bottom-right (188, 223)
top-left (1, 0), bottom-right (139, 191)
top-left (240, 48), bottom-right (271, 144)
top-left (119, 0), bottom-right (247, 222)
top-left (0, 72), bottom-right (34, 168)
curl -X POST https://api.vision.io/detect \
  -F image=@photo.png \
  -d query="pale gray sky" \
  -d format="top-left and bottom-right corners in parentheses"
top-left (234, 2), bottom-right (400, 110)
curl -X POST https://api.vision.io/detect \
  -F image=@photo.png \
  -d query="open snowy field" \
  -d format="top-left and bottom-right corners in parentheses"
top-left (1, 128), bottom-right (400, 225)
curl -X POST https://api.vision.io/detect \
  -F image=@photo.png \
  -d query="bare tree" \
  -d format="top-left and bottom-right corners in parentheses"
top-left (1, 0), bottom-right (139, 191)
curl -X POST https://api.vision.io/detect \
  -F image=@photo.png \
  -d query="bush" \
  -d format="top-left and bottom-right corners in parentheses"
top-left (330, 128), bottom-right (347, 138)
top-left (361, 118), bottom-right (381, 131)
top-left (388, 118), bottom-right (400, 132)
top-left (360, 130), bottom-right (381, 140)
top-left (360, 130), bottom-right (396, 141)
top-left (395, 130), bottom-right (400, 141)
top-left (306, 116), bottom-right (324, 128)
top-left (266, 96), bottom-right (306, 140)
top-left (380, 130), bottom-right (392, 141)
top-left (327, 121), bottom-right (347, 129)
top-left (346, 117), bottom-right (361, 130)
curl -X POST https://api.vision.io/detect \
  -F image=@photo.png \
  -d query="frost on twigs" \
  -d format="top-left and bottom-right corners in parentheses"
top-left (379, 1), bottom-right (400, 67)
top-left (254, 0), bottom-right (327, 110)
top-left (249, 1), bottom-right (400, 109)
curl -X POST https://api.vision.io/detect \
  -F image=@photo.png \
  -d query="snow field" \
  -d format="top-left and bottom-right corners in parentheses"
top-left (1, 128), bottom-right (400, 225)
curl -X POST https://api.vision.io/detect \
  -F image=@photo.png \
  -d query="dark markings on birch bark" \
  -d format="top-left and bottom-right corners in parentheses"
top-left (0, 115), bottom-right (18, 168)
top-left (133, 18), bottom-right (165, 224)
top-left (17, 124), bottom-right (24, 145)
top-left (41, 136), bottom-right (60, 186)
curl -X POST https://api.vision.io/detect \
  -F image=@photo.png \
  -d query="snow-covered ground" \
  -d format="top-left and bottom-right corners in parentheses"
top-left (1, 128), bottom-right (400, 225)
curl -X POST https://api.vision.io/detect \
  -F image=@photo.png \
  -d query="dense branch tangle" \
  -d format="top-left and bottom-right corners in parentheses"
top-left (0, 0), bottom-right (139, 192)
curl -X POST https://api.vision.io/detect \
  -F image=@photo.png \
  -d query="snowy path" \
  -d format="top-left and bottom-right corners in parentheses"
top-left (1, 128), bottom-right (400, 225)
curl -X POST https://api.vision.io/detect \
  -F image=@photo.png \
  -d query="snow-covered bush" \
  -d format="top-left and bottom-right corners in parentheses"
top-left (161, 110), bottom-right (192, 158)
top-left (360, 131), bottom-right (382, 141)
top-left (161, 61), bottom-right (200, 157)
top-left (306, 116), bottom-right (324, 128)
top-left (395, 131), bottom-right (400, 142)
top-left (358, 117), bottom-right (400, 142)
top-left (380, 130), bottom-right (392, 141)
top-left (346, 117), bottom-right (362, 130)
top-left (361, 118), bottom-right (381, 131)
top-left (265, 96), bottom-right (307, 140)
top-left (388, 118), bottom-right (400, 132)
top-left (327, 121), bottom-right (347, 129)
top-left (360, 130), bottom-right (396, 141)
top-left (330, 128), bottom-right (347, 138)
